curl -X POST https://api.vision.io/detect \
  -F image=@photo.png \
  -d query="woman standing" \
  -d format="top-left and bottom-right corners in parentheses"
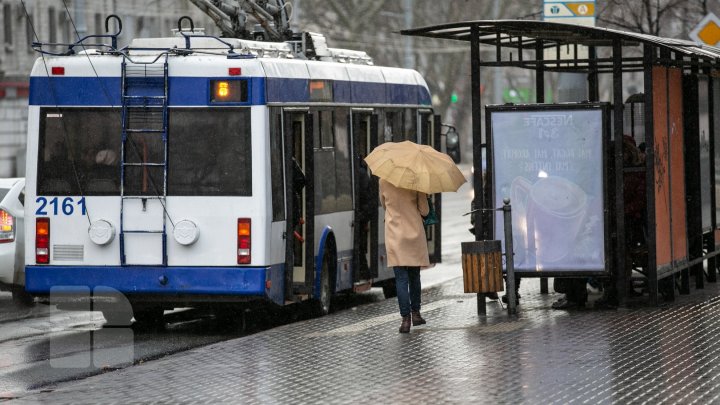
top-left (380, 178), bottom-right (430, 333)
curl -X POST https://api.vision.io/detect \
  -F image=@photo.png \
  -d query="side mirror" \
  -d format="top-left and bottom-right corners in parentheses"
top-left (445, 127), bottom-right (461, 163)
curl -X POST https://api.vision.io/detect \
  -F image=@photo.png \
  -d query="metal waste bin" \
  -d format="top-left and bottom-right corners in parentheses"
top-left (461, 240), bottom-right (504, 293)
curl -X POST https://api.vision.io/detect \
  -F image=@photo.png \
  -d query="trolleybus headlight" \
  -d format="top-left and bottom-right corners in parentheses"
top-left (237, 218), bottom-right (251, 264)
top-left (36, 218), bottom-right (50, 264)
top-left (0, 209), bottom-right (14, 243)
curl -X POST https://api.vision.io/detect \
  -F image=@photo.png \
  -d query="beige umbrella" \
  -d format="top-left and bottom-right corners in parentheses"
top-left (364, 140), bottom-right (466, 194)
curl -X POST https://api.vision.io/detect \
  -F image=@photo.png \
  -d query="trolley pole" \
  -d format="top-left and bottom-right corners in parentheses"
top-left (503, 198), bottom-right (517, 315)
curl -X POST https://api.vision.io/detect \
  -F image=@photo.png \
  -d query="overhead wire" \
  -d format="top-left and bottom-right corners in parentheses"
top-left (50, 1), bottom-right (177, 228)
top-left (20, 0), bottom-right (92, 226)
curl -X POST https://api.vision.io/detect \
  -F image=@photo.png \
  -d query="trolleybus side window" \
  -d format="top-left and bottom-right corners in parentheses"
top-left (386, 109), bottom-right (417, 142)
top-left (314, 109), bottom-right (336, 214)
top-left (334, 108), bottom-right (352, 212)
top-left (386, 110), bottom-right (403, 142)
top-left (168, 108), bottom-right (252, 196)
top-left (404, 108), bottom-right (418, 142)
top-left (38, 108), bottom-right (122, 196)
top-left (270, 110), bottom-right (285, 221)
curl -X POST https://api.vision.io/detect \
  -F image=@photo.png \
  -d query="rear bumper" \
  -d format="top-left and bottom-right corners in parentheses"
top-left (25, 265), bottom-right (273, 297)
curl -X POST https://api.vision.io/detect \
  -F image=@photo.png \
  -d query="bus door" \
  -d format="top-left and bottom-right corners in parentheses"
top-left (283, 110), bottom-right (315, 298)
top-left (419, 111), bottom-right (442, 263)
top-left (351, 110), bottom-right (379, 281)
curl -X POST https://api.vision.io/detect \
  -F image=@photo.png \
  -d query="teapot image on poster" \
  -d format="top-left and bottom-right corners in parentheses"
top-left (511, 175), bottom-right (591, 269)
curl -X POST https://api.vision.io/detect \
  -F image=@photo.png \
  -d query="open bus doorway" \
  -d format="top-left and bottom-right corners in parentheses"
top-left (352, 111), bottom-right (379, 283)
top-left (283, 110), bottom-right (314, 298)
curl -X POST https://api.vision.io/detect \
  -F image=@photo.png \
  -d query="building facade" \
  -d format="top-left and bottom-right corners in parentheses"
top-left (0, 0), bottom-right (218, 176)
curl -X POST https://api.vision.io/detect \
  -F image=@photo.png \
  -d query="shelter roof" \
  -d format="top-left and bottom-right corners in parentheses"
top-left (401, 20), bottom-right (720, 63)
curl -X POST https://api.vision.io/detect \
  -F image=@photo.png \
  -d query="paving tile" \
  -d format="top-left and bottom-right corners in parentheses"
top-left (12, 276), bottom-right (720, 404)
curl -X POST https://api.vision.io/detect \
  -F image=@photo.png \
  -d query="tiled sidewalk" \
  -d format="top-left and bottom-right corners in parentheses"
top-left (12, 273), bottom-right (720, 404)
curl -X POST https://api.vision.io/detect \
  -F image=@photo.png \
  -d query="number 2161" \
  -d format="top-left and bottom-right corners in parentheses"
top-left (35, 197), bottom-right (86, 216)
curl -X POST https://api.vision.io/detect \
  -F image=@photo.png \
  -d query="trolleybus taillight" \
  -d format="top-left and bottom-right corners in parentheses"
top-left (237, 218), bottom-right (251, 264)
top-left (0, 209), bottom-right (14, 243)
top-left (36, 218), bottom-right (50, 264)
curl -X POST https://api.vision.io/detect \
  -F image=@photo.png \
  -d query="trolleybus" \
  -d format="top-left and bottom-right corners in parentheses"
top-left (23, 16), bottom-right (445, 325)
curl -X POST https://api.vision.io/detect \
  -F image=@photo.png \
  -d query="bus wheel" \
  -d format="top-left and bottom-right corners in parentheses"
top-left (133, 307), bottom-right (165, 328)
top-left (313, 251), bottom-right (332, 316)
top-left (382, 279), bottom-right (397, 299)
top-left (101, 307), bottom-right (133, 326)
top-left (12, 288), bottom-right (35, 308)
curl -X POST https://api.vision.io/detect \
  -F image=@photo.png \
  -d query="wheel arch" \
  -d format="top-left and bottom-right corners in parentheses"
top-left (314, 226), bottom-right (337, 300)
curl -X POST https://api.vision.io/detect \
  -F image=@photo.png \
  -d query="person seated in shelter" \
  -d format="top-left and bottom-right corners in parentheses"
top-left (551, 278), bottom-right (588, 309)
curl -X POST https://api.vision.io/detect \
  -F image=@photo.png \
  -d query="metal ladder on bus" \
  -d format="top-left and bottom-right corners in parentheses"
top-left (119, 54), bottom-right (169, 266)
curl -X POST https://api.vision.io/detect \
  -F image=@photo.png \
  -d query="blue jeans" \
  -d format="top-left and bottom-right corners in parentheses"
top-left (394, 266), bottom-right (421, 317)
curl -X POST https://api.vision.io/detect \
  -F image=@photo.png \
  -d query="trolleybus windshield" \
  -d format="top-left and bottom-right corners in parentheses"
top-left (37, 108), bottom-right (252, 197)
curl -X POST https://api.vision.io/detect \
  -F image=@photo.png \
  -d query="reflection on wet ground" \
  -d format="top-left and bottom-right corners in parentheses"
top-left (0, 288), bottom-right (384, 399)
top-left (10, 276), bottom-right (720, 404)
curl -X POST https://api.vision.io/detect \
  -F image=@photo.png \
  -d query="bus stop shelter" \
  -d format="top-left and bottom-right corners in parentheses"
top-left (402, 20), bottom-right (720, 306)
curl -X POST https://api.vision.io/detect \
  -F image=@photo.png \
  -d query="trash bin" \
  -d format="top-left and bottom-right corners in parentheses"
top-left (461, 240), bottom-right (504, 293)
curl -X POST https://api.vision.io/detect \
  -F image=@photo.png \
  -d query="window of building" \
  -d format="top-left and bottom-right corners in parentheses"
top-left (4, 4), bottom-right (13, 47)
top-left (26, 13), bottom-right (34, 52)
top-left (94, 13), bottom-right (102, 36)
top-left (48, 8), bottom-right (56, 43)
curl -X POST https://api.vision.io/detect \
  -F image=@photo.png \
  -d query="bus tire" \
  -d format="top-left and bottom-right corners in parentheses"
top-left (313, 251), bottom-right (333, 316)
top-left (133, 307), bottom-right (165, 328)
top-left (101, 306), bottom-right (133, 326)
top-left (12, 288), bottom-right (35, 308)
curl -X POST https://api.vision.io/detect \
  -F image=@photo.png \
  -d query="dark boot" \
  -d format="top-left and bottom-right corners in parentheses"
top-left (399, 315), bottom-right (411, 333)
top-left (411, 311), bottom-right (426, 326)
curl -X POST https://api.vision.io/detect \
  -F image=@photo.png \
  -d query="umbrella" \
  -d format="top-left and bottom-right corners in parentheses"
top-left (364, 140), bottom-right (466, 194)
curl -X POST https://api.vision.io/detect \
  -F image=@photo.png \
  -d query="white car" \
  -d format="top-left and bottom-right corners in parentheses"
top-left (0, 178), bottom-right (30, 306)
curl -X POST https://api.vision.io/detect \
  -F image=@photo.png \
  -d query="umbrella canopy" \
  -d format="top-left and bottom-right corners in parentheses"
top-left (364, 141), bottom-right (466, 194)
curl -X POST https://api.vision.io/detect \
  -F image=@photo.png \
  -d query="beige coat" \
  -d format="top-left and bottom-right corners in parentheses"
top-left (379, 179), bottom-right (430, 267)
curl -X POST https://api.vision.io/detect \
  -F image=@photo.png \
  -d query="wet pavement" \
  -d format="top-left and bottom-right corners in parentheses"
top-left (7, 270), bottom-right (720, 404)
top-left (6, 166), bottom-right (720, 404)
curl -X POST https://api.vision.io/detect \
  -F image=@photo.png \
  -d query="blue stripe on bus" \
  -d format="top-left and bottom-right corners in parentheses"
top-left (30, 76), bottom-right (122, 106)
top-left (25, 265), bottom-right (269, 296)
top-left (30, 76), bottom-right (430, 106)
top-left (333, 81), bottom-right (352, 103)
top-left (266, 77), bottom-right (310, 102)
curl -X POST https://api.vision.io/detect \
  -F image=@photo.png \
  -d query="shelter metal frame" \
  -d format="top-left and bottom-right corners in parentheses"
top-left (402, 20), bottom-right (720, 305)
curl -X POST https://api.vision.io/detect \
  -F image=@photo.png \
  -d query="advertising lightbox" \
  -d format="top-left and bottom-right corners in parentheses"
top-left (489, 103), bottom-right (609, 275)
